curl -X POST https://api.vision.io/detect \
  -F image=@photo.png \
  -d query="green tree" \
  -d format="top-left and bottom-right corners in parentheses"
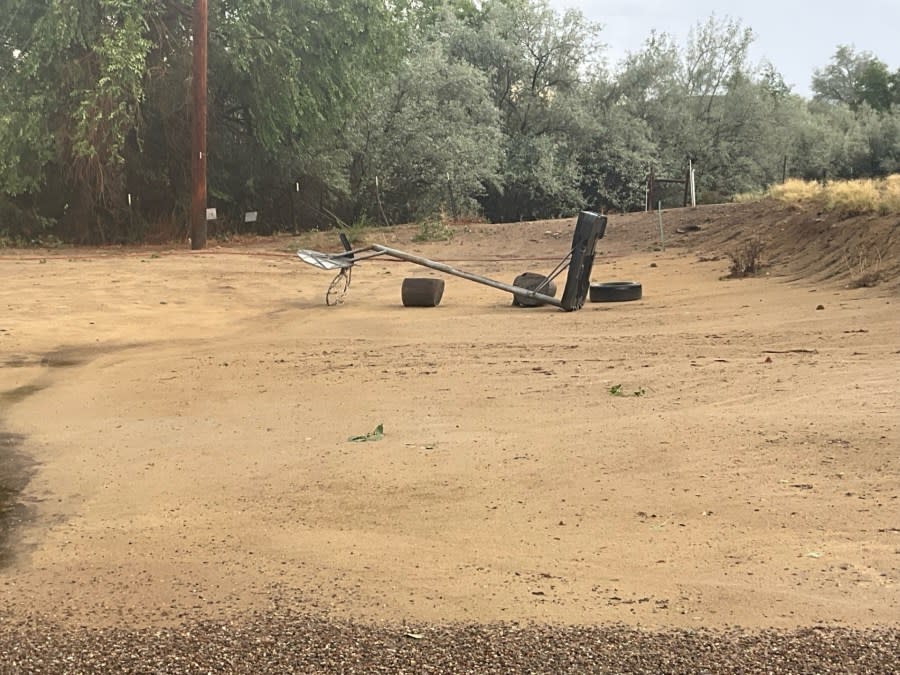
top-left (348, 38), bottom-right (502, 223)
top-left (202, 0), bottom-right (400, 232)
top-left (4, 0), bottom-right (899, 244)
top-left (446, 0), bottom-right (602, 221)
top-left (1, 0), bottom-right (156, 240)
top-left (0, 0), bottom-right (400, 242)
top-left (613, 16), bottom-right (810, 202)
top-left (812, 45), bottom-right (899, 111)
top-left (577, 78), bottom-right (657, 212)
top-left (614, 30), bottom-right (687, 188)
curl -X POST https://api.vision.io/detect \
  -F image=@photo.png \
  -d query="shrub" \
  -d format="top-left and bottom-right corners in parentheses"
top-left (844, 246), bottom-right (884, 287)
top-left (338, 217), bottom-right (371, 244)
top-left (413, 218), bottom-right (454, 242)
top-left (727, 238), bottom-right (766, 278)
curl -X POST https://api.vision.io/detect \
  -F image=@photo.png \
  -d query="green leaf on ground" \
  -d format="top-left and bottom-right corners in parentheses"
top-left (349, 423), bottom-right (384, 442)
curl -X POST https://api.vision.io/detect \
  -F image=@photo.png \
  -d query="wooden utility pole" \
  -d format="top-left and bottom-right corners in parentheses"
top-left (190, 0), bottom-right (208, 250)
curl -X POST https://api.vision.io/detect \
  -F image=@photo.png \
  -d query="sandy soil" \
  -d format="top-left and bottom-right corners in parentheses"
top-left (1, 202), bottom-right (898, 632)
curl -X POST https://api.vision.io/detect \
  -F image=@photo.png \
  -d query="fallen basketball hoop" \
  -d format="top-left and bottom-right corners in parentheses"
top-left (296, 211), bottom-right (607, 311)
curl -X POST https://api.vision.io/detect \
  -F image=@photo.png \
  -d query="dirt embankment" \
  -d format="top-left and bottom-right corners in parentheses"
top-left (604, 200), bottom-right (900, 289)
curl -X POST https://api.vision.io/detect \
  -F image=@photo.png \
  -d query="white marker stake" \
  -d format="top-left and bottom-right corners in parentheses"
top-left (657, 201), bottom-right (665, 251)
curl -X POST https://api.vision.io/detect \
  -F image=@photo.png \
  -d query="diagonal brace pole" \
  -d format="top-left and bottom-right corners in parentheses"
top-left (369, 244), bottom-right (566, 309)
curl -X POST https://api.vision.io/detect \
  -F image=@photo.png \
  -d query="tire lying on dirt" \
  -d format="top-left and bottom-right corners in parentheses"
top-left (589, 281), bottom-right (643, 303)
top-left (511, 272), bottom-right (557, 307)
top-left (401, 278), bottom-right (445, 307)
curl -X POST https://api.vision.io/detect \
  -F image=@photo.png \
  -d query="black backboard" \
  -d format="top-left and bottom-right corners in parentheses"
top-left (560, 211), bottom-right (607, 311)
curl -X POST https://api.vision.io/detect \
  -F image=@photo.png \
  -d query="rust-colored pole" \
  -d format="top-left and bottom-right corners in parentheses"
top-left (190, 0), bottom-right (208, 250)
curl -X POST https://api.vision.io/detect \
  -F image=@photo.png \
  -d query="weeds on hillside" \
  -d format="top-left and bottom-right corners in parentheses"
top-left (824, 179), bottom-right (882, 215)
top-left (338, 216), bottom-right (371, 244)
top-left (752, 174), bottom-right (900, 215)
top-left (844, 245), bottom-right (885, 287)
top-left (732, 189), bottom-right (766, 203)
top-left (768, 178), bottom-right (823, 203)
top-left (413, 217), bottom-right (454, 242)
top-left (0, 230), bottom-right (65, 248)
top-left (882, 175), bottom-right (900, 213)
top-left (727, 238), bottom-right (766, 278)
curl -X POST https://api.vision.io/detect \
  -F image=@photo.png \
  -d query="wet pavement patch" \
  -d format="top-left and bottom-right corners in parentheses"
top-left (0, 431), bottom-right (36, 567)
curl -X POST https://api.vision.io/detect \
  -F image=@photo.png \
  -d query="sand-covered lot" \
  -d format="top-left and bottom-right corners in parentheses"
top-left (0, 203), bottom-right (898, 670)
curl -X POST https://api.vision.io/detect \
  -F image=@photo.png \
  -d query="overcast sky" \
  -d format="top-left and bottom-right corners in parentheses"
top-left (547, 1), bottom-right (900, 97)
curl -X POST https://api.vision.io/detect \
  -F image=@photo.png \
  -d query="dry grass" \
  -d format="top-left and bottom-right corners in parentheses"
top-left (823, 179), bottom-right (882, 215)
top-left (732, 189), bottom-right (766, 203)
top-left (881, 174), bottom-right (900, 214)
top-left (768, 178), bottom-right (823, 203)
top-left (844, 245), bottom-right (885, 287)
top-left (754, 175), bottom-right (900, 215)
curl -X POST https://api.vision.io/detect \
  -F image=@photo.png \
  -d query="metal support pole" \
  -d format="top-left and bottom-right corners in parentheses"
top-left (369, 244), bottom-right (565, 309)
top-left (190, 0), bottom-right (208, 250)
top-left (290, 181), bottom-right (297, 234)
top-left (657, 201), bottom-right (665, 251)
top-left (690, 161), bottom-right (697, 207)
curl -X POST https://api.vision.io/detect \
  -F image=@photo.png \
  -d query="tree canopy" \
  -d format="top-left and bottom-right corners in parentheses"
top-left (812, 45), bottom-right (900, 112)
top-left (1, 0), bottom-right (899, 243)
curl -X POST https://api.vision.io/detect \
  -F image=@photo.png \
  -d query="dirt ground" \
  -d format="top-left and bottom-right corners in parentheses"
top-left (1, 201), bottom-right (898, 633)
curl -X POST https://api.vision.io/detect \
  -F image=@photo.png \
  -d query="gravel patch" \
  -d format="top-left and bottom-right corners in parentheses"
top-left (0, 611), bottom-right (897, 674)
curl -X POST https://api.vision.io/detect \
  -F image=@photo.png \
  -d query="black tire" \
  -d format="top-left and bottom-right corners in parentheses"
top-left (589, 281), bottom-right (642, 302)
top-left (511, 272), bottom-right (557, 307)
top-left (401, 278), bottom-right (445, 307)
